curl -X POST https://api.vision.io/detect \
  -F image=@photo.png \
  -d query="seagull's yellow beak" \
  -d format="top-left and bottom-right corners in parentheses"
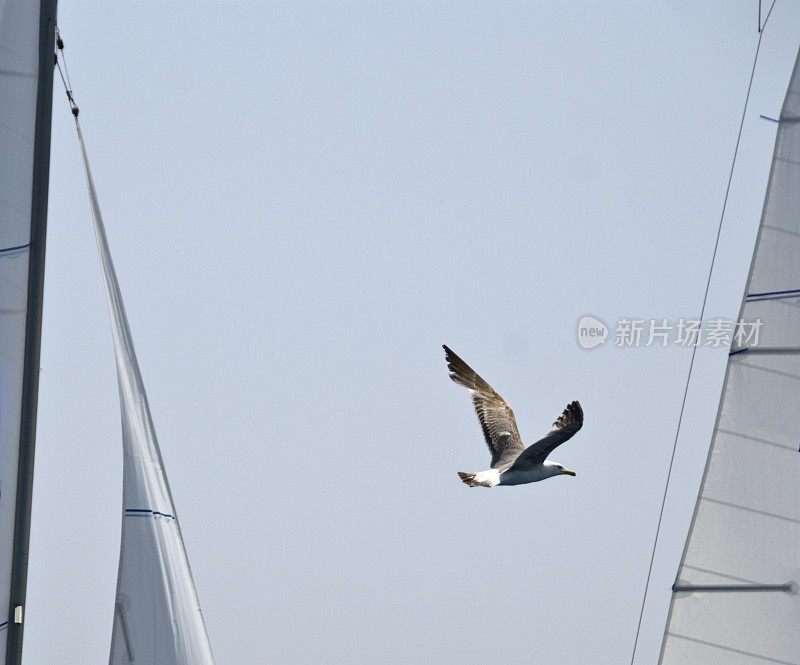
top-left (563, 468), bottom-right (576, 477)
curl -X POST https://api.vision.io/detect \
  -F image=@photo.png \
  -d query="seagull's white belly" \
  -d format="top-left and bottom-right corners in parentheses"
top-left (499, 463), bottom-right (561, 486)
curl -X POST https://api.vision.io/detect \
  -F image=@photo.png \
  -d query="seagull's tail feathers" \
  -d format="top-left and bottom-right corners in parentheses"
top-left (457, 470), bottom-right (498, 487)
top-left (458, 471), bottom-right (477, 486)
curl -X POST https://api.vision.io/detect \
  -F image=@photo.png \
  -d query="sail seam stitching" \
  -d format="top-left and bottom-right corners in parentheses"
top-left (716, 428), bottom-right (797, 452)
top-left (700, 495), bottom-right (800, 524)
top-left (737, 360), bottom-right (800, 380)
top-left (0, 69), bottom-right (36, 79)
top-left (775, 155), bottom-right (800, 167)
top-left (682, 563), bottom-right (765, 585)
top-left (666, 632), bottom-right (796, 664)
top-left (746, 298), bottom-right (800, 311)
top-left (763, 223), bottom-right (800, 237)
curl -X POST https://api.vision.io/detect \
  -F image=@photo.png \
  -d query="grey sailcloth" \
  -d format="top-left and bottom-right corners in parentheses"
top-left (75, 122), bottom-right (215, 665)
top-left (659, 47), bottom-right (800, 665)
top-left (0, 1), bottom-right (55, 663)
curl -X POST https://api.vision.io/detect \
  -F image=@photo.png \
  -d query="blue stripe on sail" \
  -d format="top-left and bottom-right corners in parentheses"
top-left (0, 243), bottom-right (30, 255)
top-left (729, 347), bottom-right (749, 356)
top-left (0, 620), bottom-right (7, 630)
top-left (125, 508), bottom-right (175, 520)
top-left (746, 288), bottom-right (800, 301)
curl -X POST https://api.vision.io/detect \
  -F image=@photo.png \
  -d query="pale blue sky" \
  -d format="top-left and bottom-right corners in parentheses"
top-left (20, 2), bottom-right (800, 663)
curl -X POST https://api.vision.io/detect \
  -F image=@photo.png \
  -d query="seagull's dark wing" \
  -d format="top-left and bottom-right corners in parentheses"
top-left (443, 345), bottom-right (524, 471)
top-left (507, 401), bottom-right (583, 470)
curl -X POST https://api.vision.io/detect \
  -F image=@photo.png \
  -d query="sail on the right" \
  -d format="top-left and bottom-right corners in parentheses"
top-left (659, 47), bottom-right (800, 664)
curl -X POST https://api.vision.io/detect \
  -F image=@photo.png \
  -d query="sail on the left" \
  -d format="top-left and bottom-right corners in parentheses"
top-left (0, 2), bottom-right (57, 665)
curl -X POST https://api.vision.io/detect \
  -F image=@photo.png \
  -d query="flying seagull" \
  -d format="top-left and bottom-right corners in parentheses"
top-left (443, 345), bottom-right (583, 487)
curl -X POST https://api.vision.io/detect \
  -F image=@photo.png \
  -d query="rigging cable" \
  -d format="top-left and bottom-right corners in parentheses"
top-left (759, 0), bottom-right (778, 32)
top-left (628, 3), bottom-right (777, 664)
top-left (55, 29), bottom-right (75, 96)
top-left (54, 28), bottom-right (78, 117)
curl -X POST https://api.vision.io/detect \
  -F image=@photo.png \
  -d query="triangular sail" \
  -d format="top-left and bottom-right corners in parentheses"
top-left (75, 123), bottom-right (215, 665)
top-left (659, 46), bottom-right (800, 665)
top-left (0, 2), bottom-right (56, 664)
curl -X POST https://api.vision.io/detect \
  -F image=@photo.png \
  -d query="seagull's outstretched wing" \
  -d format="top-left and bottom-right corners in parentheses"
top-left (443, 345), bottom-right (524, 471)
top-left (507, 401), bottom-right (583, 470)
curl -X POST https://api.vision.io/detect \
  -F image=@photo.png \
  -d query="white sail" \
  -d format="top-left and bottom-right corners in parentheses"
top-left (75, 124), bottom-right (215, 665)
top-left (659, 47), bottom-right (800, 664)
top-left (0, 1), bottom-right (55, 663)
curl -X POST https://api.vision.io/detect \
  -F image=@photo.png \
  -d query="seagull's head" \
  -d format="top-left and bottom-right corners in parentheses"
top-left (557, 464), bottom-right (576, 477)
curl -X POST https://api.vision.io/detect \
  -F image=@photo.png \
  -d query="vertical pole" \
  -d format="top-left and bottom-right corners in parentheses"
top-left (6, 1), bottom-right (57, 664)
